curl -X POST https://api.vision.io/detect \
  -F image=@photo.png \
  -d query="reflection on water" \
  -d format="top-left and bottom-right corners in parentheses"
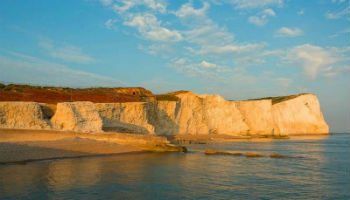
top-left (0, 134), bottom-right (349, 200)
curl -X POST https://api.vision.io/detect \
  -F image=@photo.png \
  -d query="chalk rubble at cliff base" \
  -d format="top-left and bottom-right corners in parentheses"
top-left (0, 92), bottom-right (329, 136)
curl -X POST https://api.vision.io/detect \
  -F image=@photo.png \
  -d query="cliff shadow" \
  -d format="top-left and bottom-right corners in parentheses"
top-left (150, 102), bottom-right (179, 136)
top-left (101, 121), bottom-right (151, 135)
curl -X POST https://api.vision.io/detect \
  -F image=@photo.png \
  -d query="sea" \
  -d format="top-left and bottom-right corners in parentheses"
top-left (0, 134), bottom-right (349, 200)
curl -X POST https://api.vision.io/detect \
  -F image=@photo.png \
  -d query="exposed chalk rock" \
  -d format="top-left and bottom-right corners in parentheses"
top-left (154, 101), bottom-right (179, 135)
top-left (157, 92), bottom-right (249, 135)
top-left (51, 102), bottom-right (102, 133)
top-left (0, 91), bottom-right (329, 136)
top-left (174, 92), bottom-right (209, 135)
top-left (236, 99), bottom-right (274, 135)
top-left (0, 102), bottom-right (50, 129)
top-left (200, 94), bottom-right (249, 135)
top-left (272, 94), bottom-right (329, 135)
top-left (96, 102), bottom-right (155, 134)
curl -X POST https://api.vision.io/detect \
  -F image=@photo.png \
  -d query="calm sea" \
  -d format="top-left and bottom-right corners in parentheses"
top-left (0, 134), bottom-right (349, 200)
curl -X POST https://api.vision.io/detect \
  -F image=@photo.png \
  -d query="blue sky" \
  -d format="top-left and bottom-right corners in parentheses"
top-left (0, 0), bottom-right (349, 132)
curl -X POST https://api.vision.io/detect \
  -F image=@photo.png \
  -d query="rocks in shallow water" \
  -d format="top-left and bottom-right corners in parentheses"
top-left (244, 152), bottom-right (264, 158)
top-left (204, 149), bottom-right (296, 159)
top-left (269, 153), bottom-right (291, 159)
top-left (204, 149), bottom-right (243, 156)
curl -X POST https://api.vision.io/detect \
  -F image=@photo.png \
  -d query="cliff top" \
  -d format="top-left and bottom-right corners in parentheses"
top-left (0, 83), bottom-right (154, 104)
top-left (248, 93), bottom-right (312, 104)
top-left (0, 83), bottom-right (314, 104)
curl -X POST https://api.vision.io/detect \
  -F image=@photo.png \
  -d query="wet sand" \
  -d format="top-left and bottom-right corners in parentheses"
top-left (0, 129), bottom-right (183, 164)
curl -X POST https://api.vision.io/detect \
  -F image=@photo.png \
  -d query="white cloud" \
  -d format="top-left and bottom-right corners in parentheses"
top-left (199, 43), bottom-right (265, 55)
top-left (287, 44), bottom-right (349, 79)
top-left (175, 2), bottom-right (210, 18)
top-left (331, 0), bottom-right (347, 4)
top-left (105, 18), bottom-right (118, 29)
top-left (38, 39), bottom-right (95, 64)
top-left (329, 28), bottom-right (350, 38)
top-left (170, 58), bottom-right (230, 80)
top-left (184, 24), bottom-right (234, 47)
top-left (109, 0), bottom-right (166, 14)
top-left (100, 0), bottom-right (113, 7)
top-left (124, 13), bottom-right (182, 42)
top-left (229, 0), bottom-right (283, 9)
top-left (200, 60), bottom-right (217, 68)
top-left (275, 27), bottom-right (303, 37)
top-left (325, 5), bottom-right (350, 20)
top-left (0, 51), bottom-right (122, 87)
top-left (263, 8), bottom-right (276, 16)
top-left (181, 15), bottom-right (263, 55)
top-left (297, 9), bottom-right (304, 15)
top-left (248, 8), bottom-right (276, 26)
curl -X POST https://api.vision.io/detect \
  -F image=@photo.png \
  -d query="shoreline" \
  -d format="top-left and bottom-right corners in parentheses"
top-left (0, 129), bottom-right (186, 164)
top-left (0, 129), bottom-right (331, 164)
top-left (169, 133), bottom-right (330, 144)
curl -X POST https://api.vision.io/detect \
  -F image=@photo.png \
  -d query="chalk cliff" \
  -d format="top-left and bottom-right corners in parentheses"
top-left (51, 102), bottom-right (103, 133)
top-left (0, 102), bottom-right (50, 129)
top-left (236, 99), bottom-right (275, 136)
top-left (95, 102), bottom-right (155, 134)
top-left (272, 94), bottom-right (329, 135)
top-left (0, 87), bottom-right (329, 136)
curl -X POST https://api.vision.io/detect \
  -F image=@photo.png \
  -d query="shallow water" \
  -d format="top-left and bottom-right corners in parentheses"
top-left (0, 134), bottom-right (349, 200)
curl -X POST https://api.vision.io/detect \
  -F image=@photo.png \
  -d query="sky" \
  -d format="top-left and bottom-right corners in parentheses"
top-left (0, 0), bottom-right (349, 132)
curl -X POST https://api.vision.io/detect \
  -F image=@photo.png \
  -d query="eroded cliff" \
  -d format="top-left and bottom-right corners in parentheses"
top-left (0, 87), bottom-right (329, 136)
top-left (51, 102), bottom-right (103, 133)
top-left (0, 102), bottom-right (50, 130)
top-left (272, 94), bottom-right (329, 135)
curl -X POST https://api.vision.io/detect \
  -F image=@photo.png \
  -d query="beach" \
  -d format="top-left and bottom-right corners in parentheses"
top-left (0, 129), bottom-right (184, 164)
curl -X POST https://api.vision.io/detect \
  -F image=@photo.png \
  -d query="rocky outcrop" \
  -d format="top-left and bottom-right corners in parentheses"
top-left (51, 102), bottom-right (103, 133)
top-left (272, 94), bottom-right (329, 135)
top-left (96, 102), bottom-right (155, 134)
top-left (0, 102), bottom-right (50, 129)
top-left (236, 99), bottom-right (274, 135)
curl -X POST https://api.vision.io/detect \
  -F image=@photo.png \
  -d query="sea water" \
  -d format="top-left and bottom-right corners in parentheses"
top-left (0, 134), bottom-right (349, 200)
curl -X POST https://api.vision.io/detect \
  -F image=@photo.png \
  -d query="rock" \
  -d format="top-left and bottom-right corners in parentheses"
top-left (154, 101), bottom-right (179, 135)
top-left (169, 92), bottom-right (249, 135)
top-left (204, 149), bottom-right (243, 156)
top-left (96, 102), bottom-right (155, 134)
top-left (269, 153), bottom-right (290, 159)
top-left (236, 99), bottom-right (274, 135)
top-left (51, 102), bottom-right (102, 133)
top-left (0, 102), bottom-right (51, 129)
top-left (244, 152), bottom-right (264, 158)
top-left (0, 92), bottom-right (329, 136)
top-left (272, 94), bottom-right (329, 135)
top-left (201, 94), bottom-right (249, 135)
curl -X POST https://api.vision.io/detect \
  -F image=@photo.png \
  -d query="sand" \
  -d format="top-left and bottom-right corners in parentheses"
top-left (0, 129), bottom-right (182, 164)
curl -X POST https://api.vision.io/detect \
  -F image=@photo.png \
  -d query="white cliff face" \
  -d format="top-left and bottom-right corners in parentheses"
top-left (174, 92), bottom-right (209, 135)
top-left (51, 102), bottom-right (103, 133)
top-left (272, 94), bottom-right (329, 135)
top-left (236, 100), bottom-right (274, 135)
top-left (155, 92), bottom-right (249, 135)
top-left (95, 102), bottom-right (155, 134)
top-left (201, 95), bottom-right (249, 135)
top-left (0, 92), bottom-right (329, 136)
top-left (0, 102), bottom-right (50, 129)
